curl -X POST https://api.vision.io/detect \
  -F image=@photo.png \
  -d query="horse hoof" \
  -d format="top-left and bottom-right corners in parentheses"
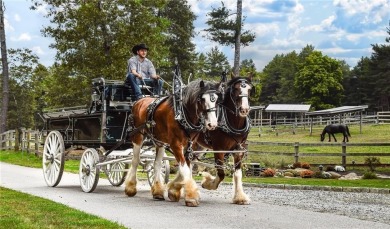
top-left (168, 190), bottom-right (180, 202)
top-left (233, 199), bottom-right (250, 205)
top-left (125, 187), bottom-right (137, 197)
top-left (153, 194), bottom-right (165, 200)
top-left (185, 198), bottom-right (199, 207)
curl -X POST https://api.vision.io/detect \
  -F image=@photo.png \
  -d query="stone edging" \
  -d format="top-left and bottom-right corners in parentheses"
top-left (242, 182), bottom-right (390, 194)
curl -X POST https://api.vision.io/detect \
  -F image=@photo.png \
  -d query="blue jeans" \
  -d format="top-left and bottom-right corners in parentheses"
top-left (126, 73), bottom-right (163, 100)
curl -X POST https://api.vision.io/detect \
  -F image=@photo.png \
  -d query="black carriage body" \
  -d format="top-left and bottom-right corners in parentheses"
top-left (42, 78), bottom-right (141, 150)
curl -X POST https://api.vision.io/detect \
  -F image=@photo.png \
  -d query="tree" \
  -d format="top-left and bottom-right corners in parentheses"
top-left (205, 0), bottom-right (255, 76)
top-left (6, 48), bottom-right (40, 130)
top-left (294, 51), bottom-right (344, 110)
top-left (158, 0), bottom-right (197, 81)
top-left (30, 0), bottom-right (170, 81)
top-left (0, 0), bottom-right (9, 132)
top-left (206, 46), bottom-right (230, 79)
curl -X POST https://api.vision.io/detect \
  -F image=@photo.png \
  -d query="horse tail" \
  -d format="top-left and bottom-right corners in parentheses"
top-left (346, 125), bottom-right (351, 137)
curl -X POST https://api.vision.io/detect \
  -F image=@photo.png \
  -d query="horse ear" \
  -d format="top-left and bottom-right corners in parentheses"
top-left (199, 80), bottom-right (205, 88)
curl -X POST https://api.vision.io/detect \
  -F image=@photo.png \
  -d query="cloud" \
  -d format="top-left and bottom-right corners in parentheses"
top-left (4, 16), bottom-right (14, 32)
top-left (11, 33), bottom-right (32, 42)
top-left (14, 14), bottom-right (21, 22)
top-left (32, 46), bottom-right (45, 55)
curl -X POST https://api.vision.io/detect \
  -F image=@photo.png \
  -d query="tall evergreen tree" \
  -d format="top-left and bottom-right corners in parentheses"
top-left (204, 1), bottom-right (255, 76)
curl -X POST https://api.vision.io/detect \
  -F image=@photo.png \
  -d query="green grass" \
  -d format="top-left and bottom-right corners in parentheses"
top-left (246, 124), bottom-right (390, 174)
top-left (0, 187), bottom-right (126, 229)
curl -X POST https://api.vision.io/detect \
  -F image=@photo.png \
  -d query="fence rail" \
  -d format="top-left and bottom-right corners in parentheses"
top-left (248, 141), bottom-right (390, 168)
top-left (0, 129), bottom-right (43, 154)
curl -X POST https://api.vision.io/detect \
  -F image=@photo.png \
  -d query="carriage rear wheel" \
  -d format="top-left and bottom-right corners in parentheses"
top-left (146, 158), bottom-right (170, 187)
top-left (42, 131), bottom-right (65, 187)
top-left (79, 148), bottom-right (100, 193)
top-left (105, 162), bottom-right (129, 186)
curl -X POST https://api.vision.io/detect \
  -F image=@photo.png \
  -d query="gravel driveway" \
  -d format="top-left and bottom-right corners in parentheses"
top-left (1, 162), bottom-right (389, 229)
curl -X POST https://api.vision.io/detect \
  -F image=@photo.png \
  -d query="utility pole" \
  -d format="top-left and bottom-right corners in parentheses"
top-left (0, 0), bottom-right (10, 133)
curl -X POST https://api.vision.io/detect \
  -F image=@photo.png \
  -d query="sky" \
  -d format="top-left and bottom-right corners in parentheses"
top-left (3, 0), bottom-right (390, 71)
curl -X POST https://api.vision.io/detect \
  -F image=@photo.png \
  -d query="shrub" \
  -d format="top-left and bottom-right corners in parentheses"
top-left (364, 157), bottom-right (381, 172)
top-left (362, 171), bottom-right (378, 179)
top-left (292, 162), bottom-right (302, 169)
top-left (300, 170), bottom-right (314, 178)
top-left (301, 162), bottom-right (311, 169)
top-left (261, 168), bottom-right (276, 177)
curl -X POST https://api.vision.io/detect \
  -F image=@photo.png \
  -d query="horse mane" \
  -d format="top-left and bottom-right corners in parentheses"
top-left (182, 79), bottom-right (218, 106)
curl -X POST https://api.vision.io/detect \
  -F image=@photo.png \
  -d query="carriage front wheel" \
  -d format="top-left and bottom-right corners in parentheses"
top-left (42, 131), bottom-right (65, 187)
top-left (79, 148), bottom-right (100, 193)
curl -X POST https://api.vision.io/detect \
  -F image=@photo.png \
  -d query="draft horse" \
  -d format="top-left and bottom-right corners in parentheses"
top-left (124, 79), bottom-right (220, 207)
top-left (320, 124), bottom-right (351, 142)
top-left (196, 77), bottom-right (253, 205)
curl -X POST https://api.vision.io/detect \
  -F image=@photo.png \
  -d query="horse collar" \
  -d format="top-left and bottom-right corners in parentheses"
top-left (218, 106), bottom-right (251, 135)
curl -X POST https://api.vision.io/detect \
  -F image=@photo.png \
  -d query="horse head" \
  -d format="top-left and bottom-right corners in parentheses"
top-left (320, 134), bottom-right (325, 142)
top-left (183, 79), bottom-right (219, 131)
top-left (226, 77), bottom-right (253, 117)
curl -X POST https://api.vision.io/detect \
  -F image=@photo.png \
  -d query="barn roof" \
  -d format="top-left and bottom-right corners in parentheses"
top-left (265, 104), bottom-right (311, 113)
top-left (305, 105), bottom-right (367, 116)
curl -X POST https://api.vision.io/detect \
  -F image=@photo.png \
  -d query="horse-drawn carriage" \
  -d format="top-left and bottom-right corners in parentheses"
top-left (41, 77), bottom-right (170, 192)
top-left (41, 67), bottom-right (254, 206)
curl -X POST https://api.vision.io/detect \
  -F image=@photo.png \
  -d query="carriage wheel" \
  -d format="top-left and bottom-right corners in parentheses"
top-left (146, 158), bottom-right (170, 187)
top-left (79, 148), bottom-right (100, 193)
top-left (105, 162), bottom-right (129, 186)
top-left (42, 131), bottom-right (65, 187)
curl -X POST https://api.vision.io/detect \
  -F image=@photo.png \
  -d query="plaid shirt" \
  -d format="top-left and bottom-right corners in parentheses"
top-left (127, 56), bottom-right (156, 79)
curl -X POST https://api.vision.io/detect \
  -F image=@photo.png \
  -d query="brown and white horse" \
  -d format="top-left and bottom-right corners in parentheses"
top-left (196, 77), bottom-right (253, 205)
top-left (124, 79), bottom-right (219, 207)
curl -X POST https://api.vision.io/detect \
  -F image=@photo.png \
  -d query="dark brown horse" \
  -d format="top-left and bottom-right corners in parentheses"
top-left (320, 124), bottom-right (351, 142)
top-left (195, 77), bottom-right (253, 205)
top-left (124, 79), bottom-right (220, 207)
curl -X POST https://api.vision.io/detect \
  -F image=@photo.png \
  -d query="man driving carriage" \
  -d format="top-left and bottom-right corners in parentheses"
top-left (126, 43), bottom-right (163, 101)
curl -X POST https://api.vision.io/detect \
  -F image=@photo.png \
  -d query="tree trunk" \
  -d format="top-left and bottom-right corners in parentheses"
top-left (233, 0), bottom-right (242, 77)
top-left (1, 0), bottom-right (10, 133)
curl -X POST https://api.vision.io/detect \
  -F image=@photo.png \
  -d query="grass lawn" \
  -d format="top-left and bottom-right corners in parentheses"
top-left (0, 187), bottom-right (126, 229)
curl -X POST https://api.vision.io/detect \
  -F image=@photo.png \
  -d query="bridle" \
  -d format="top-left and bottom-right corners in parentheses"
top-left (228, 79), bottom-right (252, 116)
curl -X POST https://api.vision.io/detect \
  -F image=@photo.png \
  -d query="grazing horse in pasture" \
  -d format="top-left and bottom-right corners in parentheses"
top-left (124, 79), bottom-right (220, 207)
top-left (195, 77), bottom-right (253, 205)
top-left (320, 124), bottom-right (351, 142)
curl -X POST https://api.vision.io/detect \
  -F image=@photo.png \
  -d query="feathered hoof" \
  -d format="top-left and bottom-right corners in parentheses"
top-left (185, 198), bottom-right (200, 207)
top-left (153, 194), bottom-right (165, 200)
top-left (233, 197), bottom-right (250, 205)
top-left (125, 186), bottom-right (137, 197)
top-left (168, 189), bottom-right (180, 202)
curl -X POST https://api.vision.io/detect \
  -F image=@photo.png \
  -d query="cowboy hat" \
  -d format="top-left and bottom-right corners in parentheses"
top-left (132, 43), bottom-right (149, 55)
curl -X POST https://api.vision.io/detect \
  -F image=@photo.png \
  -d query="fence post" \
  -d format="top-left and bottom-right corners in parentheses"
top-left (14, 129), bottom-right (20, 151)
top-left (35, 132), bottom-right (40, 156)
top-left (294, 142), bottom-right (299, 163)
top-left (342, 142), bottom-right (347, 169)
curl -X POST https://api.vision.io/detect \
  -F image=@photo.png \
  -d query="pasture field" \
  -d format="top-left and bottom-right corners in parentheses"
top-left (246, 124), bottom-right (390, 174)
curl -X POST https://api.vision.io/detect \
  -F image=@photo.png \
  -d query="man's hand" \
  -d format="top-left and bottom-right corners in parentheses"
top-left (153, 75), bottom-right (160, 79)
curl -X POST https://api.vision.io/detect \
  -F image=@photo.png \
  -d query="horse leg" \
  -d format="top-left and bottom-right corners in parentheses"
top-left (181, 163), bottom-right (200, 207)
top-left (331, 133), bottom-right (337, 142)
top-left (124, 143), bottom-right (141, 197)
top-left (232, 153), bottom-right (250, 205)
top-left (328, 133), bottom-right (331, 142)
top-left (151, 146), bottom-right (165, 200)
top-left (201, 153), bottom-right (224, 190)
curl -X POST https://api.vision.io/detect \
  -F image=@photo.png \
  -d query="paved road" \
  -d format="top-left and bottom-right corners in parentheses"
top-left (1, 162), bottom-right (389, 229)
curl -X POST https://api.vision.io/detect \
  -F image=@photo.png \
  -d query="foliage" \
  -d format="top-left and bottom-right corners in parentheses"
top-left (3, 48), bottom-right (41, 130)
top-left (301, 162), bottom-right (311, 169)
top-left (295, 51), bottom-right (344, 110)
top-left (300, 170), bottom-right (314, 178)
top-left (362, 171), bottom-right (378, 179)
top-left (158, 0), bottom-right (197, 81)
top-left (261, 168), bottom-right (276, 177)
top-left (364, 156), bottom-right (381, 172)
top-left (0, 187), bottom-right (126, 228)
top-left (204, 0), bottom-right (255, 76)
top-left (204, 2), bottom-right (255, 47)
